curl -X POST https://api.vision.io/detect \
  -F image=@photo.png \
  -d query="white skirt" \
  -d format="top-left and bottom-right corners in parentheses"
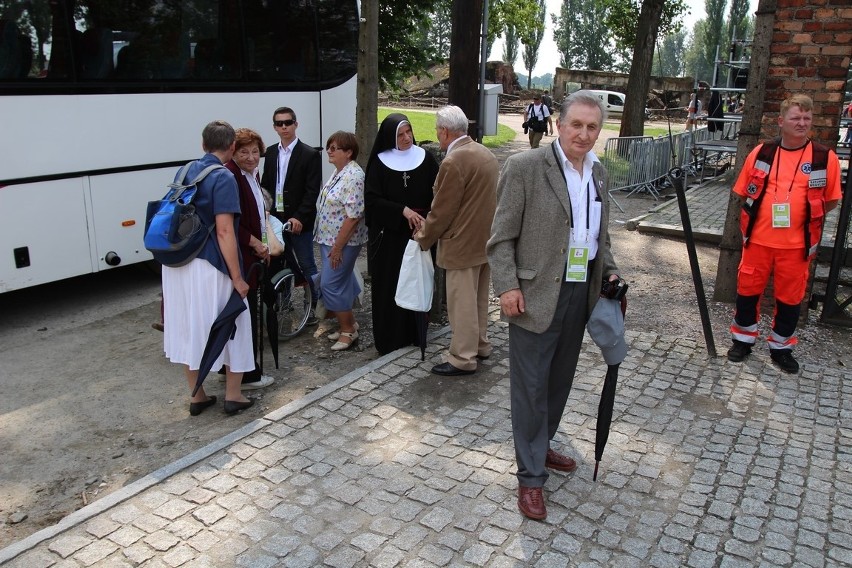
top-left (162, 258), bottom-right (254, 372)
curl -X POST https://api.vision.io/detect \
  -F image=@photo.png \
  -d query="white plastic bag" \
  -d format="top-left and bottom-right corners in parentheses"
top-left (394, 239), bottom-right (434, 312)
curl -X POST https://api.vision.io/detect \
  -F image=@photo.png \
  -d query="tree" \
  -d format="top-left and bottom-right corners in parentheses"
top-left (713, 0), bottom-right (777, 302)
top-left (356, 0), bottom-right (379, 169)
top-left (426, 0), bottom-right (453, 61)
top-left (617, 0), bottom-right (668, 137)
top-left (552, 0), bottom-right (616, 71)
top-left (520, 0), bottom-right (546, 88)
top-left (449, 0), bottom-right (484, 137)
top-left (601, 0), bottom-right (687, 50)
top-left (703, 0), bottom-right (726, 81)
top-left (503, 23), bottom-right (520, 66)
top-left (487, 0), bottom-right (543, 60)
top-left (653, 29), bottom-right (687, 77)
top-left (599, 0), bottom-right (687, 136)
top-left (378, 0), bottom-right (441, 89)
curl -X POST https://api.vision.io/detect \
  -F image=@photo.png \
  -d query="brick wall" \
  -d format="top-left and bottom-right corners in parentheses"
top-left (763, 0), bottom-right (852, 146)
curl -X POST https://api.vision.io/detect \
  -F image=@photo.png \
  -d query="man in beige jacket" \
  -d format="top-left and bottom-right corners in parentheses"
top-left (416, 105), bottom-right (499, 376)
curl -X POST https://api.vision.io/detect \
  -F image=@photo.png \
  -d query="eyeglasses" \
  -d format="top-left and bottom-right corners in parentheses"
top-left (273, 119), bottom-right (296, 127)
top-left (326, 145), bottom-right (343, 152)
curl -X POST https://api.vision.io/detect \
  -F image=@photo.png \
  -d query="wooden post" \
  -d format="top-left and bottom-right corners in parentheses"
top-left (449, 0), bottom-right (483, 138)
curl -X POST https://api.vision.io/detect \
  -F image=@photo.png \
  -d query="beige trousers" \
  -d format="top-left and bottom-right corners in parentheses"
top-left (445, 263), bottom-right (492, 371)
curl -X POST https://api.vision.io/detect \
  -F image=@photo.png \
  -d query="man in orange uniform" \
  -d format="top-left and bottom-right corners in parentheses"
top-left (728, 94), bottom-right (842, 373)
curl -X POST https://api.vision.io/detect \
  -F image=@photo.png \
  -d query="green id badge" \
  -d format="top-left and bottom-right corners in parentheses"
top-left (772, 203), bottom-right (790, 228)
top-left (565, 246), bottom-right (589, 282)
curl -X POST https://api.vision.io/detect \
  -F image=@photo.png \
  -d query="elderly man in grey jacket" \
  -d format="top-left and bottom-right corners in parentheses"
top-left (487, 90), bottom-right (621, 521)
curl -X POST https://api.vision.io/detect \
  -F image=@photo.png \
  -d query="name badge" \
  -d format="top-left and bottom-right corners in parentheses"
top-left (772, 203), bottom-right (791, 228)
top-left (276, 190), bottom-right (284, 210)
top-left (809, 170), bottom-right (827, 188)
top-left (565, 246), bottom-right (589, 282)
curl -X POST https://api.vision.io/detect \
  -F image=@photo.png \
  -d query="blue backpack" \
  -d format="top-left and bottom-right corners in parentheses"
top-left (143, 161), bottom-right (224, 267)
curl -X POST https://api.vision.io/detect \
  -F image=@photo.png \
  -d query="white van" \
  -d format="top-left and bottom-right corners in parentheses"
top-left (582, 90), bottom-right (650, 120)
top-left (588, 90), bottom-right (626, 116)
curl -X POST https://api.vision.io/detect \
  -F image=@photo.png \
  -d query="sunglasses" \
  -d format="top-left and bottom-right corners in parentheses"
top-left (273, 119), bottom-right (296, 127)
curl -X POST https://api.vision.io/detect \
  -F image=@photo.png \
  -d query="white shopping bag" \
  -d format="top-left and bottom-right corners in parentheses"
top-left (394, 239), bottom-right (434, 312)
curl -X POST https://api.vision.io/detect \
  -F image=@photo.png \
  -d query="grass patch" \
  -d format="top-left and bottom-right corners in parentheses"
top-left (378, 107), bottom-right (516, 149)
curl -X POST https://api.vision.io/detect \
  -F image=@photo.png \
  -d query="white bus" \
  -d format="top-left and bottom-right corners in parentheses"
top-left (0, 0), bottom-right (358, 293)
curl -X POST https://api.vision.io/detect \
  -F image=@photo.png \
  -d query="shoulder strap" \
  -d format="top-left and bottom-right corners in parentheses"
top-left (174, 161), bottom-right (195, 185)
top-left (811, 141), bottom-right (829, 170)
top-left (190, 163), bottom-right (226, 185)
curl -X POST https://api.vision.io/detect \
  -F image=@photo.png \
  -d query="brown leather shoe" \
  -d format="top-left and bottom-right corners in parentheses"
top-left (517, 486), bottom-right (546, 520)
top-left (545, 448), bottom-right (577, 473)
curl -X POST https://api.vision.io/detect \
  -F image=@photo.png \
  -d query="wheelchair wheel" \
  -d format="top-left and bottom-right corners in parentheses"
top-left (272, 270), bottom-right (311, 339)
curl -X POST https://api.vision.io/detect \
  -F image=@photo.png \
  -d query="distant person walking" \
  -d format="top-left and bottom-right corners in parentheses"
top-left (525, 95), bottom-right (550, 148)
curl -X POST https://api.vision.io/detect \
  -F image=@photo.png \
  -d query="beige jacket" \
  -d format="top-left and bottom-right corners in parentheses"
top-left (416, 137), bottom-right (499, 270)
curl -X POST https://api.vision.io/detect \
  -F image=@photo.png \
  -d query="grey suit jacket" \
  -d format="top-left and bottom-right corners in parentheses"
top-left (487, 140), bottom-right (619, 334)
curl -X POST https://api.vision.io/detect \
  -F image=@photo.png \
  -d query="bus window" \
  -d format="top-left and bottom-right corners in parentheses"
top-left (1, 0), bottom-right (357, 90)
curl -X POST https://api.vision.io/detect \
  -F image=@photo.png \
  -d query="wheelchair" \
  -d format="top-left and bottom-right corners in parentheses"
top-left (266, 222), bottom-right (311, 340)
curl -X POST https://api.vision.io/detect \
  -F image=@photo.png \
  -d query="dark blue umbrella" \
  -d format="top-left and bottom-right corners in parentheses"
top-left (587, 295), bottom-right (628, 481)
top-left (191, 290), bottom-right (247, 397)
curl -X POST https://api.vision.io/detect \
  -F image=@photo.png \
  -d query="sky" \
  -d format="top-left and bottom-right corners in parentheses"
top-left (494, 0), bottom-right (758, 77)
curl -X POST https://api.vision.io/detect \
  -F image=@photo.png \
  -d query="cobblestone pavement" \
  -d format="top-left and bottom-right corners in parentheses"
top-left (2, 310), bottom-right (851, 567)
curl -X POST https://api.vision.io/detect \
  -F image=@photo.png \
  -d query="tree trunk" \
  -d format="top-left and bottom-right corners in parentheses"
top-left (712, 0), bottom-right (777, 302)
top-left (449, 0), bottom-right (483, 138)
top-left (355, 0), bottom-right (379, 170)
top-left (618, 0), bottom-right (665, 138)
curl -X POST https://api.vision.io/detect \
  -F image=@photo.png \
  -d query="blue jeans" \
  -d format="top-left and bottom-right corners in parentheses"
top-left (290, 230), bottom-right (318, 302)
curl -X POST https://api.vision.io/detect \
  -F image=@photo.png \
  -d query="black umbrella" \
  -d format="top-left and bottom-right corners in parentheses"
top-left (586, 295), bottom-right (628, 481)
top-left (247, 262), bottom-right (279, 371)
top-left (594, 365), bottom-right (619, 481)
top-left (414, 311), bottom-right (428, 361)
top-left (191, 290), bottom-right (248, 397)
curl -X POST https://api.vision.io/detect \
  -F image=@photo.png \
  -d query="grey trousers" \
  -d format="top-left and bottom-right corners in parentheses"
top-left (509, 279), bottom-right (589, 487)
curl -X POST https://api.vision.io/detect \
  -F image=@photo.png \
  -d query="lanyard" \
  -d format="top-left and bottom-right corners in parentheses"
top-left (773, 140), bottom-right (808, 203)
top-left (317, 171), bottom-right (344, 213)
top-left (551, 143), bottom-right (591, 234)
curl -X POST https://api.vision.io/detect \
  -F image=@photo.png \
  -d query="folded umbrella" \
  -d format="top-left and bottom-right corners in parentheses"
top-left (247, 262), bottom-right (279, 371)
top-left (191, 290), bottom-right (248, 397)
top-left (586, 296), bottom-right (628, 481)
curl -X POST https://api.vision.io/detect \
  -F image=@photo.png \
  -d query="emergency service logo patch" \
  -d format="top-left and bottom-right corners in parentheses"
top-left (747, 183), bottom-right (757, 195)
top-left (802, 162), bottom-right (812, 174)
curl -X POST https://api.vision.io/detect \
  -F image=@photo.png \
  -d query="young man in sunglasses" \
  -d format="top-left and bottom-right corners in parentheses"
top-left (261, 106), bottom-right (321, 323)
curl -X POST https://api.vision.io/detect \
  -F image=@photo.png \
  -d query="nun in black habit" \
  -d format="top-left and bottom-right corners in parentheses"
top-left (365, 113), bottom-right (440, 355)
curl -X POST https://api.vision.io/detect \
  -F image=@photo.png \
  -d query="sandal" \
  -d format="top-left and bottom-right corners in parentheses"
top-left (328, 322), bottom-right (358, 341)
top-left (331, 330), bottom-right (358, 351)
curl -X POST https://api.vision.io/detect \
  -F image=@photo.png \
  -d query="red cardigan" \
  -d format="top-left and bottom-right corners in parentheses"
top-left (225, 160), bottom-right (263, 287)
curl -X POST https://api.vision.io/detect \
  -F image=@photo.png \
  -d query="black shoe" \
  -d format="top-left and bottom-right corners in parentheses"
top-left (305, 309), bottom-right (319, 326)
top-left (770, 349), bottom-right (799, 374)
top-left (431, 362), bottom-right (475, 376)
top-left (727, 341), bottom-right (752, 362)
top-left (224, 398), bottom-right (255, 415)
top-left (189, 396), bottom-right (217, 417)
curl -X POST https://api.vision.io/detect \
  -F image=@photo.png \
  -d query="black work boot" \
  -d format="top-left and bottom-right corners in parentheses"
top-left (770, 349), bottom-right (799, 374)
top-left (727, 340), bottom-right (753, 362)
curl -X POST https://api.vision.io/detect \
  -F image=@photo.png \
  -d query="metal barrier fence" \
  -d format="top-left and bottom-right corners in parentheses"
top-left (602, 127), bottom-right (717, 204)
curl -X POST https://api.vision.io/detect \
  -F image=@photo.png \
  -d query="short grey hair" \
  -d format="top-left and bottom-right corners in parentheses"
top-left (202, 120), bottom-right (236, 152)
top-left (436, 105), bottom-right (469, 134)
top-left (560, 90), bottom-right (607, 123)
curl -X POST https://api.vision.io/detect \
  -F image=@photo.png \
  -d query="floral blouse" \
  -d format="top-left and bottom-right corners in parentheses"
top-left (314, 160), bottom-right (368, 247)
